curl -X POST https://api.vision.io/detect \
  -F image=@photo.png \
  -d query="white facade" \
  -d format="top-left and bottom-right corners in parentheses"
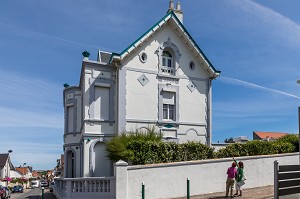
top-left (63, 3), bottom-right (220, 178)
top-left (0, 154), bottom-right (13, 186)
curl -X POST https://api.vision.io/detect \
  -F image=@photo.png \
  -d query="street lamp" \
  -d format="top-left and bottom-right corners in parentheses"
top-left (23, 163), bottom-right (27, 188)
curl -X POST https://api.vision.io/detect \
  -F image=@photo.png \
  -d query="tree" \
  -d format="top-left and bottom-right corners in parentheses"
top-left (224, 137), bottom-right (235, 143)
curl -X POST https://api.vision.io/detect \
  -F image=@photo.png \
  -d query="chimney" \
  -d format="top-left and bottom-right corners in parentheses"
top-left (174, 2), bottom-right (183, 23)
top-left (168, 0), bottom-right (174, 13)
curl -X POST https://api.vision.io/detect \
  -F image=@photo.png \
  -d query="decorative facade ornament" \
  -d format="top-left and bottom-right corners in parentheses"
top-left (137, 74), bottom-right (150, 86)
top-left (187, 81), bottom-right (196, 92)
top-left (156, 38), bottom-right (182, 62)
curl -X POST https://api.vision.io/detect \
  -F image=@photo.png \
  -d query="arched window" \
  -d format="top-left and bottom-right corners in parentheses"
top-left (161, 50), bottom-right (174, 75)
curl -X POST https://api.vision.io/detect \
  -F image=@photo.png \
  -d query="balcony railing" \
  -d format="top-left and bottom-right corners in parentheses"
top-left (54, 177), bottom-right (116, 199)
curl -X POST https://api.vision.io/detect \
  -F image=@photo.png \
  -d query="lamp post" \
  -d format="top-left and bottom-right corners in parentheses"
top-left (297, 80), bottom-right (300, 164)
top-left (23, 163), bottom-right (27, 189)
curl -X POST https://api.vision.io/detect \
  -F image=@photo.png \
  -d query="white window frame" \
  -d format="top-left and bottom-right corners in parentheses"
top-left (158, 84), bottom-right (179, 124)
top-left (161, 50), bottom-right (174, 75)
top-left (163, 104), bottom-right (175, 120)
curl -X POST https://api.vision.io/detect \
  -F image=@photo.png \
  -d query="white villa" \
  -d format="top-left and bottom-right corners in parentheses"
top-left (63, 1), bottom-right (220, 179)
top-left (0, 153), bottom-right (13, 186)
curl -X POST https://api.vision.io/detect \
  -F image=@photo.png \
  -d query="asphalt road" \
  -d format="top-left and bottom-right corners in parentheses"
top-left (10, 188), bottom-right (44, 199)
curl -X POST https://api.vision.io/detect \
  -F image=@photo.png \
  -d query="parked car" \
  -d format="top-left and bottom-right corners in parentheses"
top-left (12, 185), bottom-right (23, 193)
top-left (0, 185), bottom-right (7, 199)
top-left (49, 182), bottom-right (54, 192)
top-left (3, 187), bottom-right (10, 198)
top-left (40, 181), bottom-right (48, 187)
top-left (31, 180), bottom-right (40, 188)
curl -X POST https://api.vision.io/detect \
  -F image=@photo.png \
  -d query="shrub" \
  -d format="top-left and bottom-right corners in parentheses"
top-left (215, 140), bottom-right (296, 158)
top-left (105, 126), bottom-right (162, 162)
top-left (126, 140), bottom-right (214, 165)
top-left (276, 134), bottom-right (299, 152)
top-left (106, 128), bottom-right (298, 165)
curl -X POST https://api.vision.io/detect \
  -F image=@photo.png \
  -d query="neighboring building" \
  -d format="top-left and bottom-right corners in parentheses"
top-left (233, 136), bottom-right (249, 143)
top-left (212, 143), bottom-right (230, 151)
top-left (54, 154), bottom-right (64, 177)
top-left (15, 167), bottom-right (33, 179)
top-left (253, 131), bottom-right (288, 141)
top-left (32, 170), bottom-right (41, 179)
top-left (63, 1), bottom-right (220, 178)
top-left (0, 153), bottom-right (14, 186)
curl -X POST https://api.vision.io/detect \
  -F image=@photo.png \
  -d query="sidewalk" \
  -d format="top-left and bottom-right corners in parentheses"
top-left (40, 189), bottom-right (57, 199)
top-left (173, 186), bottom-right (274, 199)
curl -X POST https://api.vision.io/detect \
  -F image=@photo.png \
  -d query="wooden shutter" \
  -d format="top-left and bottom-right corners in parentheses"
top-left (94, 87), bottom-right (110, 120)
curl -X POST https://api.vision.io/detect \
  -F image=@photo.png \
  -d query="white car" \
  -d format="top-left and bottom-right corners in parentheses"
top-left (31, 180), bottom-right (40, 188)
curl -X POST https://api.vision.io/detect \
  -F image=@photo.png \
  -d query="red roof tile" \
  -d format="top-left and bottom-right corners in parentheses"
top-left (253, 131), bottom-right (288, 139)
top-left (16, 167), bottom-right (28, 175)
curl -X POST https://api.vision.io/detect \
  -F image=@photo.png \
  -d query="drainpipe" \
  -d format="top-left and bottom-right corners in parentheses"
top-left (206, 79), bottom-right (212, 146)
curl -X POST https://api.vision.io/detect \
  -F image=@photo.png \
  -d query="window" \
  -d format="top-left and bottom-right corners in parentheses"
top-left (139, 52), bottom-right (147, 63)
top-left (94, 87), bottom-right (110, 120)
top-left (189, 61), bottom-right (195, 71)
top-left (161, 51), bottom-right (174, 75)
top-left (163, 104), bottom-right (175, 120)
top-left (67, 106), bottom-right (74, 133)
top-left (162, 91), bottom-right (175, 120)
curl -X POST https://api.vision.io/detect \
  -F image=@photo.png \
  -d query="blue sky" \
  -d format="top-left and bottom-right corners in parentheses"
top-left (1, 0), bottom-right (300, 170)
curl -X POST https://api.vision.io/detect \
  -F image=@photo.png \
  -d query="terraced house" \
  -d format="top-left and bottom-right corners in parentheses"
top-left (63, 0), bottom-right (220, 179)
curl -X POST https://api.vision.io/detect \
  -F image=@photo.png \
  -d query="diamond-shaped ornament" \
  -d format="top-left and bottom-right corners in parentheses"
top-left (137, 74), bottom-right (150, 86)
top-left (187, 82), bottom-right (196, 92)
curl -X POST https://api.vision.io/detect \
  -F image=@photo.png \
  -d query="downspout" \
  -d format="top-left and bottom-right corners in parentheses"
top-left (113, 60), bottom-right (120, 135)
top-left (206, 78), bottom-right (212, 147)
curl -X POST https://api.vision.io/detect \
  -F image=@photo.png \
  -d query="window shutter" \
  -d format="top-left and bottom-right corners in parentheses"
top-left (67, 106), bottom-right (74, 132)
top-left (163, 91), bottom-right (175, 105)
top-left (95, 87), bottom-right (110, 120)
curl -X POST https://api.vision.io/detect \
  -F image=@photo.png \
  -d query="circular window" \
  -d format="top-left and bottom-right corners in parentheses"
top-left (189, 61), bottom-right (195, 71)
top-left (139, 52), bottom-right (147, 63)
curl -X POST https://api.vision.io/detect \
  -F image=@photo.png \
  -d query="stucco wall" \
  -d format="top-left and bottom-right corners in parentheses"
top-left (123, 24), bottom-right (210, 143)
top-left (121, 153), bottom-right (299, 199)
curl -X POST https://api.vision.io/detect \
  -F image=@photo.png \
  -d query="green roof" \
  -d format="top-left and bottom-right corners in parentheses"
top-left (110, 11), bottom-right (221, 75)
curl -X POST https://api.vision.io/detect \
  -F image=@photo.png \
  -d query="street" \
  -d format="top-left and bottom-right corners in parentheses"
top-left (10, 188), bottom-right (44, 199)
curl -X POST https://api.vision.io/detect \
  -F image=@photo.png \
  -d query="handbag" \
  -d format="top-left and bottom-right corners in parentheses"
top-left (237, 180), bottom-right (245, 187)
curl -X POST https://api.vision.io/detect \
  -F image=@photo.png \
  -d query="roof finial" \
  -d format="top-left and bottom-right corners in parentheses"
top-left (168, 0), bottom-right (174, 13)
top-left (174, 1), bottom-right (183, 23)
top-left (176, 2), bottom-right (182, 12)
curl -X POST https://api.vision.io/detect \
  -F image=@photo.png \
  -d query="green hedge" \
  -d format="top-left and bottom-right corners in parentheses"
top-left (215, 140), bottom-right (295, 158)
top-left (105, 127), bottom-right (161, 162)
top-left (106, 133), bottom-right (299, 165)
top-left (126, 141), bottom-right (214, 165)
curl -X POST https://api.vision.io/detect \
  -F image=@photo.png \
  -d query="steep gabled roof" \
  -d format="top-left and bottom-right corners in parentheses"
top-left (109, 11), bottom-right (220, 78)
top-left (16, 167), bottom-right (29, 175)
top-left (253, 131), bottom-right (288, 139)
top-left (0, 154), bottom-right (8, 167)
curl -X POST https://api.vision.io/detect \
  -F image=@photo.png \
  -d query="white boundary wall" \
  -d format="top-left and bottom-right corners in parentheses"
top-left (115, 153), bottom-right (299, 199)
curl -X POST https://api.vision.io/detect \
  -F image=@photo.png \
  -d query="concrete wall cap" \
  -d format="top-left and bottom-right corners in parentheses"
top-left (115, 160), bottom-right (128, 166)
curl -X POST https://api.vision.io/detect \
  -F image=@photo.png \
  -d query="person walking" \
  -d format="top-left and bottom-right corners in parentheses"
top-left (226, 161), bottom-right (237, 198)
top-left (234, 161), bottom-right (246, 197)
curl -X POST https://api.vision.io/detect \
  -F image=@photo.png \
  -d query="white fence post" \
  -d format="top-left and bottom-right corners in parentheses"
top-left (115, 160), bottom-right (128, 199)
top-left (274, 160), bottom-right (279, 199)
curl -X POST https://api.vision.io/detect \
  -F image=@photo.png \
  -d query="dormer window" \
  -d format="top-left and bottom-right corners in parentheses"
top-left (156, 39), bottom-right (181, 77)
top-left (161, 51), bottom-right (174, 75)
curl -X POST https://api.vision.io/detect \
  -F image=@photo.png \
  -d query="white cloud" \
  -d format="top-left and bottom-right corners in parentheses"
top-left (0, 71), bottom-right (63, 128)
top-left (220, 76), bottom-right (300, 99)
top-left (228, 0), bottom-right (300, 47)
top-left (0, 21), bottom-right (102, 49)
